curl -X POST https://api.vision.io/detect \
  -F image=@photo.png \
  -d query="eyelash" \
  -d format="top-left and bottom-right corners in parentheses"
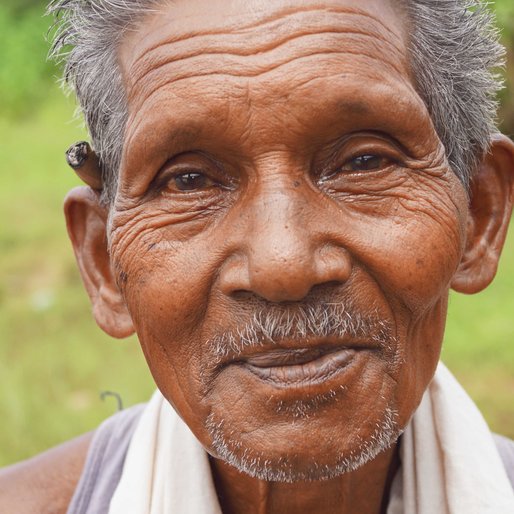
top-left (156, 166), bottom-right (236, 197)
top-left (343, 154), bottom-right (395, 171)
top-left (320, 152), bottom-right (399, 182)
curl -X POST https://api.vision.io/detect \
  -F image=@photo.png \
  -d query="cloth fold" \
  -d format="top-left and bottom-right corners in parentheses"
top-left (108, 392), bottom-right (221, 514)
top-left (387, 363), bottom-right (514, 514)
top-left (109, 363), bottom-right (514, 514)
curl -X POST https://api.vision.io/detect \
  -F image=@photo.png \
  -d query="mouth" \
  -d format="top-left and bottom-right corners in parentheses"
top-left (235, 344), bottom-right (374, 387)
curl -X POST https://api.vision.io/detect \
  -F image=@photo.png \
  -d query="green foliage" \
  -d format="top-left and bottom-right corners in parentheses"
top-left (494, 0), bottom-right (514, 34)
top-left (2, 0), bottom-right (49, 13)
top-left (0, 4), bottom-right (56, 117)
top-left (0, 93), bottom-right (155, 466)
top-left (443, 240), bottom-right (514, 438)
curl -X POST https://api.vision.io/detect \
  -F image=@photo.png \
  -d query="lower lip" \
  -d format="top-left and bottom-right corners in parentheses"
top-left (241, 348), bottom-right (367, 388)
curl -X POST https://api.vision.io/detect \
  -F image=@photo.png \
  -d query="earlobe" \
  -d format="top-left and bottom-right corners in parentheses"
top-left (451, 135), bottom-right (514, 294)
top-left (64, 186), bottom-right (135, 338)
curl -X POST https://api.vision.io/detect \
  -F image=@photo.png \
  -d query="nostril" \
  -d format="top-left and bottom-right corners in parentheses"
top-left (218, 231), bottom-right (352, 302)
top-left (313, 280), bottom-right (345, 291)
top-left (220, 246), bottom-right (352, 303)
top-left (231, 289), bottom-right (255, 301)
top-left (315, 245), bottom-right (352, 284)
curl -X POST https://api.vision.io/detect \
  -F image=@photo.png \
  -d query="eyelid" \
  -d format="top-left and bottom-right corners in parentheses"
top-left (344, 134), bottom-right (405, 160)
top-left (320, 133), bottom-right (407, 177)
top-left (152, 151), bottom-right (234, 192)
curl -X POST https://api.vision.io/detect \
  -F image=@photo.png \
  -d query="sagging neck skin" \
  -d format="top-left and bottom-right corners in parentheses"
top-left (209, 443), bottom-right (400, 514)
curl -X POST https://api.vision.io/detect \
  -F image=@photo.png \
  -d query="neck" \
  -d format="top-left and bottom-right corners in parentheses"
top-left (210, 443), bottom-right (400, 514)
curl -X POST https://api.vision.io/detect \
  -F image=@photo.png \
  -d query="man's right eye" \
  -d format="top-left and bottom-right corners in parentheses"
top-left (340, 154), bottom-right (396, 173)
top-left (173, 171), bottom-right (214, 191)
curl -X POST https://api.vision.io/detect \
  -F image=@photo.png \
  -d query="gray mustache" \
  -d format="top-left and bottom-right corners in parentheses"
top-left (208, 301), bottom-right (394, 360)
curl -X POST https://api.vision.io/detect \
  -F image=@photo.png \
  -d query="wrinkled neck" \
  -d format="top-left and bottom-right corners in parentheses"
top-left (209, 443), bottom-right (400, 514)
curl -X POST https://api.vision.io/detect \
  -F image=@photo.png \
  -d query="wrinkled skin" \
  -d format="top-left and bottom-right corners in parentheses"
top-left (65, 0), bottom-right (514, 512)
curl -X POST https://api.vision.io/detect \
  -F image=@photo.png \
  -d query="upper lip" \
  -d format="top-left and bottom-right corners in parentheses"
top-left (220, 337), bottom-right (379, 368)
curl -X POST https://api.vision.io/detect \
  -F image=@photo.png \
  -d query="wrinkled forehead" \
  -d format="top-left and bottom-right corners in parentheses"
top-left (118, 0), bottom-right (411, 106)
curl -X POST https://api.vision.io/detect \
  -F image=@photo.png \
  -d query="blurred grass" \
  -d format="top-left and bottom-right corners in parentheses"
top-left (0, 5), bottom-right (55, 118)
top-left (0, 1), bottom-right (513, 466)
top-left (0, 90), bottom-right (155, 466)
top-left (443, 239), bottom-right (514, 437)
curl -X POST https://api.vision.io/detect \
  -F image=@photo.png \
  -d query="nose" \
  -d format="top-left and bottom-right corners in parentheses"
top-left (219, 188), bottom-right (352, 303)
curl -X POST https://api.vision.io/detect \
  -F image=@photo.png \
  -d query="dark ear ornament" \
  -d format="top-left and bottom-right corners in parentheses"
top-left (65, 141), bottom-right (103, 191)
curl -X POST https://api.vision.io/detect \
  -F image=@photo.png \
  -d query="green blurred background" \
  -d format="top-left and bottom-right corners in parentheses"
top-left (0, 1), bottom-right (513, 466)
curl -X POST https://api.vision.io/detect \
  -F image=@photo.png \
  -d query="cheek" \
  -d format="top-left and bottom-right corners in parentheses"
top-left (345, 194), bottom-right (465, 422)
top-left (375, 217), bottom-right (461, 423)
top-left (359, 209), bottom-right (464, 315)
top-left (395, 296), bottom-right (448, 423)
top-left (112, 234), bottom-right (221, 413)
top-left (116, 227), bottom-right (216, 321)
top-left (329, 170), bottom-right (467, 316)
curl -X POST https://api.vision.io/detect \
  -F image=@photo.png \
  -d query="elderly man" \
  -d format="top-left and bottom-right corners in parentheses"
top-left (1, 0), bottom-right (514, 512)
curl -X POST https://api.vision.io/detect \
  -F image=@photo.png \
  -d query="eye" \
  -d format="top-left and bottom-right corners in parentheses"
top-left (341, 154), bottom-right (393, 172)
top-left (174, 171), bottom-right (213, 191)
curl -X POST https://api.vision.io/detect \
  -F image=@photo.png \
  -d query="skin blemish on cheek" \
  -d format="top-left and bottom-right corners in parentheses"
top-left (148, 242), bottom-right (157, 250)
top-left (119, 270), bottom-right (129, 284)
top-left (293, 180), bottom-right (301, 188)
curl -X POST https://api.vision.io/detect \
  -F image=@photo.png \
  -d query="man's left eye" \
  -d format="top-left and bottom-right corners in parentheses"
top-left (342, 155), bottom-right (393, 172)
top-left (173, 172), bottom-right (214, 191)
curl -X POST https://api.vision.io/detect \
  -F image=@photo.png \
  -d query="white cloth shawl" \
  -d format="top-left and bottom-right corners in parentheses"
top-left (109, 363), bottom-right (514, 514)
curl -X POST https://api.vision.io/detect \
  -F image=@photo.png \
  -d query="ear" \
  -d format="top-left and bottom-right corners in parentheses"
top-left (451, 135), bottom-right (514, 294)
top-left (64, 186), bottom-right (135, 338)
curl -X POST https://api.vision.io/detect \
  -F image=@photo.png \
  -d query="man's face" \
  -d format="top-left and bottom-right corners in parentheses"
top-left (109, 0), bottom-right (468, 480)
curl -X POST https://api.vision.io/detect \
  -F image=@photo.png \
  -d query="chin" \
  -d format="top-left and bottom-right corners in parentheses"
top-left (205, 406), bottom-right (402, 482)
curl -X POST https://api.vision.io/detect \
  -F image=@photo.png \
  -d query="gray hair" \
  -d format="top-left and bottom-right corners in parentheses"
top-left (48, 0), bottom-right (505, 205)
